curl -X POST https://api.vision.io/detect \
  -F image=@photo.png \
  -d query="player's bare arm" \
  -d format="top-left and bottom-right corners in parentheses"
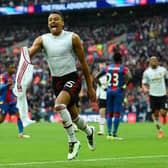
top-left (142, 84), bottom-right (149, 94)
top-left (28, 36), bottom-right (43, 58)
top-left (72, 33), bottom-right (96, 102)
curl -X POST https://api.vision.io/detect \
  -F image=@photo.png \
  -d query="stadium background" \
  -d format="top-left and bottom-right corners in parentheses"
top-left (0, 0), bottom-right (168, 123)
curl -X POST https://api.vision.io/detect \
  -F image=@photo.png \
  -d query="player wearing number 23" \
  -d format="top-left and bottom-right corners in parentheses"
top-left (96, 52), bottom-right (131, 139)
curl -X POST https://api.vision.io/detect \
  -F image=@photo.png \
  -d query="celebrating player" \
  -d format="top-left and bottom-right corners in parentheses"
top-left (20, 11), bottom-right (96, 160)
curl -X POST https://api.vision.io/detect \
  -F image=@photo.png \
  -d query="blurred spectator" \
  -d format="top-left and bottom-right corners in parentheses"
top-left (0, 12), bottom-right (168, 122)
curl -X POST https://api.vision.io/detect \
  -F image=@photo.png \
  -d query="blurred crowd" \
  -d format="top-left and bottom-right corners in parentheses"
top-left (0, 0), bottom-right (93, 7)
top-left (0, 14), bottom-right (168, 122)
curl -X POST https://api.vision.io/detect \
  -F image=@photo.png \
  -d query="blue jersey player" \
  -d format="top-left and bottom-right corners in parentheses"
top-left (0, 62), bottom-right (29, 138)
top-left (96, 53), bottom-right (131, 140)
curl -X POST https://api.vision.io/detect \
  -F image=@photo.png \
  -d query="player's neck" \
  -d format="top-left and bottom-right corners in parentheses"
top-left (52, 30), bottom-right (63, 36)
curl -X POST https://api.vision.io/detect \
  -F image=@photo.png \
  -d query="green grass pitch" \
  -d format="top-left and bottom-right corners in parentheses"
top-left (0, 122), bottom-right (168, 168)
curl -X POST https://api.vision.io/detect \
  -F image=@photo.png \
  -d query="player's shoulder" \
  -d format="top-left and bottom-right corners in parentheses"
top-left (64, 30), bottom-right (77, 40)
top-left (64, 30), bottom-right (73, 34)
top-left (42, 33), bottom-right (51, 38)
top-left (142, 67), bottom-right (151, 77)
top-left (158, 65), bottom-right (166, 71)
top-left (144, 67), bottom-right (151, 72)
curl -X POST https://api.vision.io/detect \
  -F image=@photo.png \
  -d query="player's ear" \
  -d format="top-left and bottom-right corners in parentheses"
top-left (62, 21), bottom-right (64, 28)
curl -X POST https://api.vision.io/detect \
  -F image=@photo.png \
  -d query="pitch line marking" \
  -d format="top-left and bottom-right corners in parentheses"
top-left (0, 155), bottom-right (168, 167)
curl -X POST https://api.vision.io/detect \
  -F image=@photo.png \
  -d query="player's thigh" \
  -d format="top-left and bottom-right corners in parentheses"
top-left (9, 103), bottom-right (19, 116)
top-left (98, 99), bottom-right (106, 109)
top-left (159, 96), bottom-right (167, 110)
top-left (53, 72), bottom-right (81, 107)
top-left (113, 94), bottom-right (124, 113)
top-left (55, 90), bottom-right (71, 106)
top-left (98, 99), bottom-right (106, 116)
top-left (63, 79), bottom-right (81, 108)
top-left (150, 96), bottom-right (162, 112)
top-left (106, 93), bottom-right (114, 113)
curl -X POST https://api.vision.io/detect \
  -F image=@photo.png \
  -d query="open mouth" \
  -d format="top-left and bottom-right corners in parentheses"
top-left (51, 25), bottom-right (57, 31)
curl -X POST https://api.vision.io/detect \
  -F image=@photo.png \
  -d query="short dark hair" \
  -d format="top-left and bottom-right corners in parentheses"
top-left (113, 52), bottom-right (122, 63)
top-left (49, 11), bottom-right (64, 21)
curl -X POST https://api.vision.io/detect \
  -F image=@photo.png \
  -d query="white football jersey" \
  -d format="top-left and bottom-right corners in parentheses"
top-left (96, 75), bottom-right (107, 100)
top-left (42, 30), bottom-right (77, 77)
top-left (13, 47), bottom-right (34, 95)
top-left (142, 66), bottom-right (168, 96)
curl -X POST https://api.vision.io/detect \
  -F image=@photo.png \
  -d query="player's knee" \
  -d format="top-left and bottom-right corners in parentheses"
top-left (160, 109), bottom-right (166, 114)
top-left (107, 113), bottom-right (113, 118)
top-left (55, 104), bottom-right (66, 112)
top-left (154, 112), bottom-right (159, 118)
top-left (114, 112), bottom-right (120, 118)
top-left (161, 111), bottom-right (166, 118)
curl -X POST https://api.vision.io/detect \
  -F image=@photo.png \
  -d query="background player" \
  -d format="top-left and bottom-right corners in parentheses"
top-left (0, 62), bottom-right (29, 138)
top-left (142, 56), bottom-right (168, 138)
top-left (96, 52), bottom-right (131, 140)
top-left (95, 62), bottom-right (107, 135)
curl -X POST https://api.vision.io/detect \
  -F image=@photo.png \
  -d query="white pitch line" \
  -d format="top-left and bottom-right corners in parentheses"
top-left (0, 155), bottom-right (168, 167)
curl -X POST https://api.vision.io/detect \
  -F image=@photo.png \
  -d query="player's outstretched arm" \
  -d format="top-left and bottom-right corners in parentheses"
top-left (72, 33), bottom-right (96, 102)
top-left (94, 71), bottom-right (106, 86)
top-left (28, 36), bottom-right (43, 58)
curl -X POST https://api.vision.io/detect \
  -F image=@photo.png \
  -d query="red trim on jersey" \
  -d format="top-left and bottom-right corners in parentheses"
top-left (17, 61), bottom-right (28, 85)
top-left (21, 47), bottom-right (33, 65)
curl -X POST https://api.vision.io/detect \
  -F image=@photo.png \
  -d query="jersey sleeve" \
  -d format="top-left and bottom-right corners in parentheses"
top-left (0, 75), bottom-right (8, 90)
top-left (163, 67), bottom-right (168, 79)
top-left (142, 70), bottom-right (149, 84)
